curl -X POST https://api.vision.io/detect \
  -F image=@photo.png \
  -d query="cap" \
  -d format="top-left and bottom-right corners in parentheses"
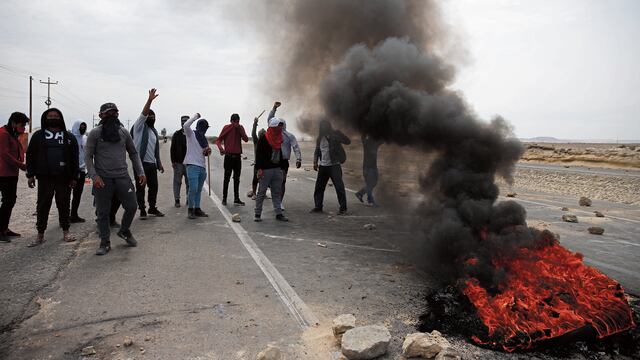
top-left (99, 102), bottom-right (119, 114)
top-left (269, 117), bottom-right (284, 127)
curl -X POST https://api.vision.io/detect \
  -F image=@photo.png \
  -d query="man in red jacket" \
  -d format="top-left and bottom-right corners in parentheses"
top-left (0, 112), bottom-right (28, 243)
top-left (215, 113), bottom-right (248, 206)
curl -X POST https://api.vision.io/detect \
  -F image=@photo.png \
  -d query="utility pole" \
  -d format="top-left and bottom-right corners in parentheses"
top-left (39, 77), bottom-right (58, 109)
top-left (92, 114), bottom-right (96, 128)
top-left (29, 76), bottom-right (33, 133)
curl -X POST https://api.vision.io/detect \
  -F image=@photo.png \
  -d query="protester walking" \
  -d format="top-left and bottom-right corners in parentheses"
top-left (183, 113), bottom-right (211, 219)
top-left (355, 134), bottom-right (383, 207)
top-left (170, 115), bottom-right (190, 207)
top-left (254, 117), bottom-right (288, 222)
top-left (311, 120), bottom-right (350, 215)
top-left (131, 89), bottom-right (164, 219)
top-left (215, 113), bottom-right (248, 206)
top-left (267, 102), bottom-right (301, 209)
top-left (70, 120), bottom-right (88, 222)
top-left (86, 100), bottom-right (146, 255)
top-left (26, 108), bottom-right (79, 246)
top-left (0, 112), bottom-right (28, 243)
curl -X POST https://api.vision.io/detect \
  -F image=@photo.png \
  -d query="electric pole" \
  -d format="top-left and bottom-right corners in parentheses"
top-left (92, 114), bottom-right (96, 128)
top-left (29, 76), bottom-right (33, 133)
top-left (39, 77), bottom-right (58, 109)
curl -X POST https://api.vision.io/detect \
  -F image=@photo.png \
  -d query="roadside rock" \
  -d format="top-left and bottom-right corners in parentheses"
top-left (81, 346), bottom-right (96, 356)
top-left (506, 192), bottom-right (517, 197)
top-left (561, 207), bottom-right (569, 211)
top-left (123, 336), bottom-right (133, 347)
top-left (588, 226), bottom-right (605, 235)
top-left (341, 325), bottom-right (391, 360)
top-left (594, 211), bottom-right (605, 217)
top-left (435, 347), bottom-right (462, 360)
top-left (579, 196), bottom-right (592, 207)
top-left (256, 345), bottom-right (281, 360)
top-left (232, 213), bottom-right (241, 222)
top-left (333, 314), bottom-right (356, 338)
top-left (402, 330), bottom-right (451, 359)
top-left (562, 214), bottom-right (578, 223)
top-left (363, 223), bottom-right (376, 231)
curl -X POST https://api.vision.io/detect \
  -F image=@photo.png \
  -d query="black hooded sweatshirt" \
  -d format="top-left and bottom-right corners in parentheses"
top-left (26, 108), bottom-right (79, 179)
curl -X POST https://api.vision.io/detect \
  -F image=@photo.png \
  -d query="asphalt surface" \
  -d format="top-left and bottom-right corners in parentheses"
top-left (1, 141), bottom-right (638, 359)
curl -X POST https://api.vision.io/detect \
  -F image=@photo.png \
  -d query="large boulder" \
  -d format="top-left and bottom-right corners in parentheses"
top-left (341, 325), bottom-right (391, 360)
top-left (402, 331), bottom-right (451, 359)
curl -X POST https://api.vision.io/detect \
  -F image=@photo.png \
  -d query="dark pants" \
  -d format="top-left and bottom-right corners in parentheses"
top-left (71, 171), bottom-right (86, 217)
top-left (357, 167), bottom-right (379, 203)
top-left (281, 159), bottom-right (290, 201)
top-left (136, 162), bottom-right (158, 210)
top-left (223, 154), bottom-right (242, 201)
top-left (313, 164), bottom-right (347, 211)
top-left (95, 177), bottom-right (137, 246)
top-left (110, 193), bottom-right (120, 224)
top-left (172, 163), bottom-right (189, 201)
top-left (36, 175), bottom-right (71, 233)
top-left (0, 176), bottom-right (18, 233)
top-left (252, 164), bottom-right (259, 194)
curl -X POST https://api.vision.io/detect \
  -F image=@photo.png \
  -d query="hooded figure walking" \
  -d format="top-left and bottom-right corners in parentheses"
top-left (131, 89), bottom-right (164, 219)
top-left (70, 120), bottom-right (88, 222)
top-left (254, 117), bottom-right (289, 222)
top-left (183, 113), bottom-right (212, 219)
top-left (311, 120), bottom-right (350, 215)
top-left (26, 108), bottom-right (79, 246)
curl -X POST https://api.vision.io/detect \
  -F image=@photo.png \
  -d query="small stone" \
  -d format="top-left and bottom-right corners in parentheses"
top-left (123, 336), bottom-right (133, 347)
top-left (317, 242), bottom-right (327, 248)
top-left (402, 331), bottom-right (451, 359)
top-left (141, 349), bottom-right (146, 355)
top-left (242, 156), bottom-right (248, 160)
top-left (341, 325), bottom-right (391, 360)
top-left (81, 346), bottom-right (96, 356)
top-left (256, 344), bottom-right (281, 360)
top-left (140, 347), bottom-right (145, 351)
top-left (332, 314), bottom-right (356, 338)
top-left (435, 348), bottom-right (462, 360)
top-left (562, 214), bottom-right (578, 223)
top-left (232, 213), bottom-right (241, 222)
top-left (363, 223), bottom-right (376, 230)
top-left (561, 207), bottom-right (569, 211)
top-left (579, 196), bottom-right (592, 207)
top-left (594, 211), bottom-right (605, 217)
top-left (144, 336), bottom-right (152, 342)
top-left (506, 192), bottom-right (517, 197)
top-left (588, 226), bottom-right (605, 235)
top-left (116, 344), bottom-right (121, 348)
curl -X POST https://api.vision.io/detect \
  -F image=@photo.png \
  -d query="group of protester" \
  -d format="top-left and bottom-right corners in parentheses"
top-left (0, 89), bottom-right (381, 256)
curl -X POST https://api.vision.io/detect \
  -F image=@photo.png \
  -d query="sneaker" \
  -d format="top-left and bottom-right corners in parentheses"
top-left (117, 230), bottom-right (137, 247)
top-left (246, 190), bottom-right (254, 198)
top-left (69, 216), bottom-right (86, 223)
top-left (28, 234), bottom-right (45, 247)
top-left (221, 199), bottom-right (227, 206)
top-left (251, 194), bottom-right (257, 200)
top-left (234, 199), bottom-right (246, 206)
top-left (254, 214), bottom-right (262, 222)
top-left (175, 199), bottom-right (181, 208)
top-left (63, 231), bottom-right (76, 242)
top-left (110, 221), bottom-right (121, 228)
top-left (188, 209), bottom-right (196, 219)
top-left (280, 204), bottom-right (285, 211)
top-left (337, 209), bottom-right (348, 216)
top-left (275, 214), bottom-right (289, 222)
top-left (194, 208), bottom-right (209, 217)
top-left (0, 235), bottom-right (10, 243)
top-left (139, 209), bottom-right (148, 220)
top-left (5, 229), bottom-right (21, 237)
top-left (367, 201), bottom-right (379, 208)
top-left (355, 192), bottom-right (364, 203)
top-left (148, 207), bottom-right (165, 217)
top-left (96, 244), bottom-right (111, 256)
top-left (309, 207), bottom-right (323, 214)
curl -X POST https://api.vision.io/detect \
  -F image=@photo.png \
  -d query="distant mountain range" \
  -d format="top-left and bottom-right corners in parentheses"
top-left (520, 136), bottom-right (639, 144)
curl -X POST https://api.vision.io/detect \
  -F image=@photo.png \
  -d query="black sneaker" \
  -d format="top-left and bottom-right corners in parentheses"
top-left (0, 235), bottom-right (10, 243)
top-left (355, 192), bottom-right (364, 203)
top-left (188, 209), bottom-right (196, 219)
top-left (148, 207), bottom-right (165, 217)
top-left (139, 209), bottom-right (148, 220)
top-left (337, 209), bottom-right (348, 216)
top-left (175, 199), bottom-right (181, 208)
top-left (5, 229), bottom-right (21, 237)
top-left (234, 199), bottom-right (245, 206)
top-left (309, 207), bottom-right (323, 214)
top-left (117, 230), bottom-right (137, 247)
top-left (194, 208), bottom-right (209, 217)
top-left (110, 221), bottom-right (121, 228)
top-left (221, 199), bottom-right (227, 206)
top-left (69, 216), bottom-right (86, 223)
top-left (275, 214), bottom-right (289, 222)
top-left (254, 214), bottom-right (262, 222)
top-left (96, 244), bottom-right (111, 255)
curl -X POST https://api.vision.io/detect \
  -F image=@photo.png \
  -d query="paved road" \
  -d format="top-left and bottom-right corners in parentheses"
top-left (1, 142), bottom-right (638, 359)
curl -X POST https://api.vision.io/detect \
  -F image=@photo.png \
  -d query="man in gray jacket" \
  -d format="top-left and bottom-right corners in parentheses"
top-left (86, 100), bottom-right (146, 255)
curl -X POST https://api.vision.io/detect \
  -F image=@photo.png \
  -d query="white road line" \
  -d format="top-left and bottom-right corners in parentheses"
top-left (203, 183), bottom-right (320, 329)
top-left (255, 232), bottom-right (400, 253)
top-left (304, 176), bottom-right (357, 193)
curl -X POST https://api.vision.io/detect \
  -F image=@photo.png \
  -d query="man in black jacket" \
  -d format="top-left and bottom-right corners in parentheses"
top-left (311, 120), bottom-right (350, 215)
top-left (26, 108), bottom-right (79, 246)
top-left (254, 118), bottom-right (288, 222)
top-left (170, 115), bottom-right (189, 207)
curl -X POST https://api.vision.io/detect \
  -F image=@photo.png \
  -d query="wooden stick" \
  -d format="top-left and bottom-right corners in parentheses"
top-left (207, 154), bottom-right (211, 196)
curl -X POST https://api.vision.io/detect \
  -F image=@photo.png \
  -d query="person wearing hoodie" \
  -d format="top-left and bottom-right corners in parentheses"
top-left (26, 108), bottom-right (79, 246)
top-left (86, 100), bottom-right (146, 256)
top-left (254, 117), bottom-right (289, 222)
top-left (183, 113), bottom-right (212, 219)
top-left (170, 115), bottom-right (190, 207)
top-left (70, 120), bottom-right (88, 223)
top-left (355, 134), bottom-right (383, 207)
top-left (131, 88), bottom-right (164, 219)
top-left (215, 113), bottom-right (248, 206)
top-left (266, 102), bottom-right (302, 209)
top-left (0, 112), bottom-right (28, 243)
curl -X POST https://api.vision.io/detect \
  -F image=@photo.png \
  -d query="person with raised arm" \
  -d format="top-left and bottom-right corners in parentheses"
top-left (183, 113), bottom-right (212, 219)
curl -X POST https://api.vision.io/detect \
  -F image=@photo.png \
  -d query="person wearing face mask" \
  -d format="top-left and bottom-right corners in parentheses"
top-left (311, 120), bottom-right (350, 215)
top-left (131, 88), bottom-right (164, 219)
top-left (254, 117), bottom-right (289, 222)
top-left (170, 115), bottom-right (190, 208)
top-left (182, 113), bottom-right (212, 219)
top-left (215, 113), bottom-right (249, 206)
top-left (86, 101), bottom-right (146, 256)
top-left (70, 120), bottom-right (88, 223)
top-left (0, 112), bottom-right (29, 243)
top-left (26, 108), bottom-right (80, 246)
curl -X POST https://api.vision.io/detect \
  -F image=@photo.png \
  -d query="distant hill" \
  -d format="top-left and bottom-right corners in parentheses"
top-left (520, 137), bottom-right (639, 144)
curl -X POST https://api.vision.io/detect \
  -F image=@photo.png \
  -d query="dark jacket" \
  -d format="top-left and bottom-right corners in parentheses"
top-left (314, 130), bottom-right (350, 165)
top-left (255, 133), bottom-right (285, 171)
top-left (170, 128), bottom-right (187, 164)
top-left (26, 110), bottom-right (79, 179)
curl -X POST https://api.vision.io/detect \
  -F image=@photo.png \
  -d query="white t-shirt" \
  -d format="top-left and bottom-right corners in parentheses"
top-left (183, 115), bottom-right (207, 168)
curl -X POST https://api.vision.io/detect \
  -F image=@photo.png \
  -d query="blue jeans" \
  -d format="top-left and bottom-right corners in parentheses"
top-left (186, 165), bottom-right (207, 209)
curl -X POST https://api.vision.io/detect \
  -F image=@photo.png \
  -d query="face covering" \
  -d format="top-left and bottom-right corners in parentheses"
top-left (79, 124), bottom-right (87, 135)
top-left (146, 116), bottom-right (156, 128)
top-left (266, 126), bottom-right (283, 150)
top-left (101, 115), bottom-right (121, 143)
top-left (195, 119), bottom-right (209, 148)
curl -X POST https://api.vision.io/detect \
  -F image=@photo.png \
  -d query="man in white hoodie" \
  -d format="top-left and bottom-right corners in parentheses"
top-left (70, 120), bottom-right (87, 223)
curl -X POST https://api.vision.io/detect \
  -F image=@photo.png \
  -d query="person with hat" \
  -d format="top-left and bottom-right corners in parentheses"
top-left (26, 108), bottom-right (79, 246)
top-left (0, 112), bottom-right (28, 243)
top-left (170, 115), bottom-right (190, 208)
top-left (182, 113), bottom-right (212, 219)
top-left (86, 100), bottom-right (146, 255)
top-left (253, 117), bottom-right (289, 222)
top-left (215, 113), bottom-right (248, 206)
top-left (69, 120), bottom-right (88, 223)
top-left (131, 88), bottom-right (164, 219)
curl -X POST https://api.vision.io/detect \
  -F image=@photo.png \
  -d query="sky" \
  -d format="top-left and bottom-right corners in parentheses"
top-left (1, 0), bottom-right (638, 141)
